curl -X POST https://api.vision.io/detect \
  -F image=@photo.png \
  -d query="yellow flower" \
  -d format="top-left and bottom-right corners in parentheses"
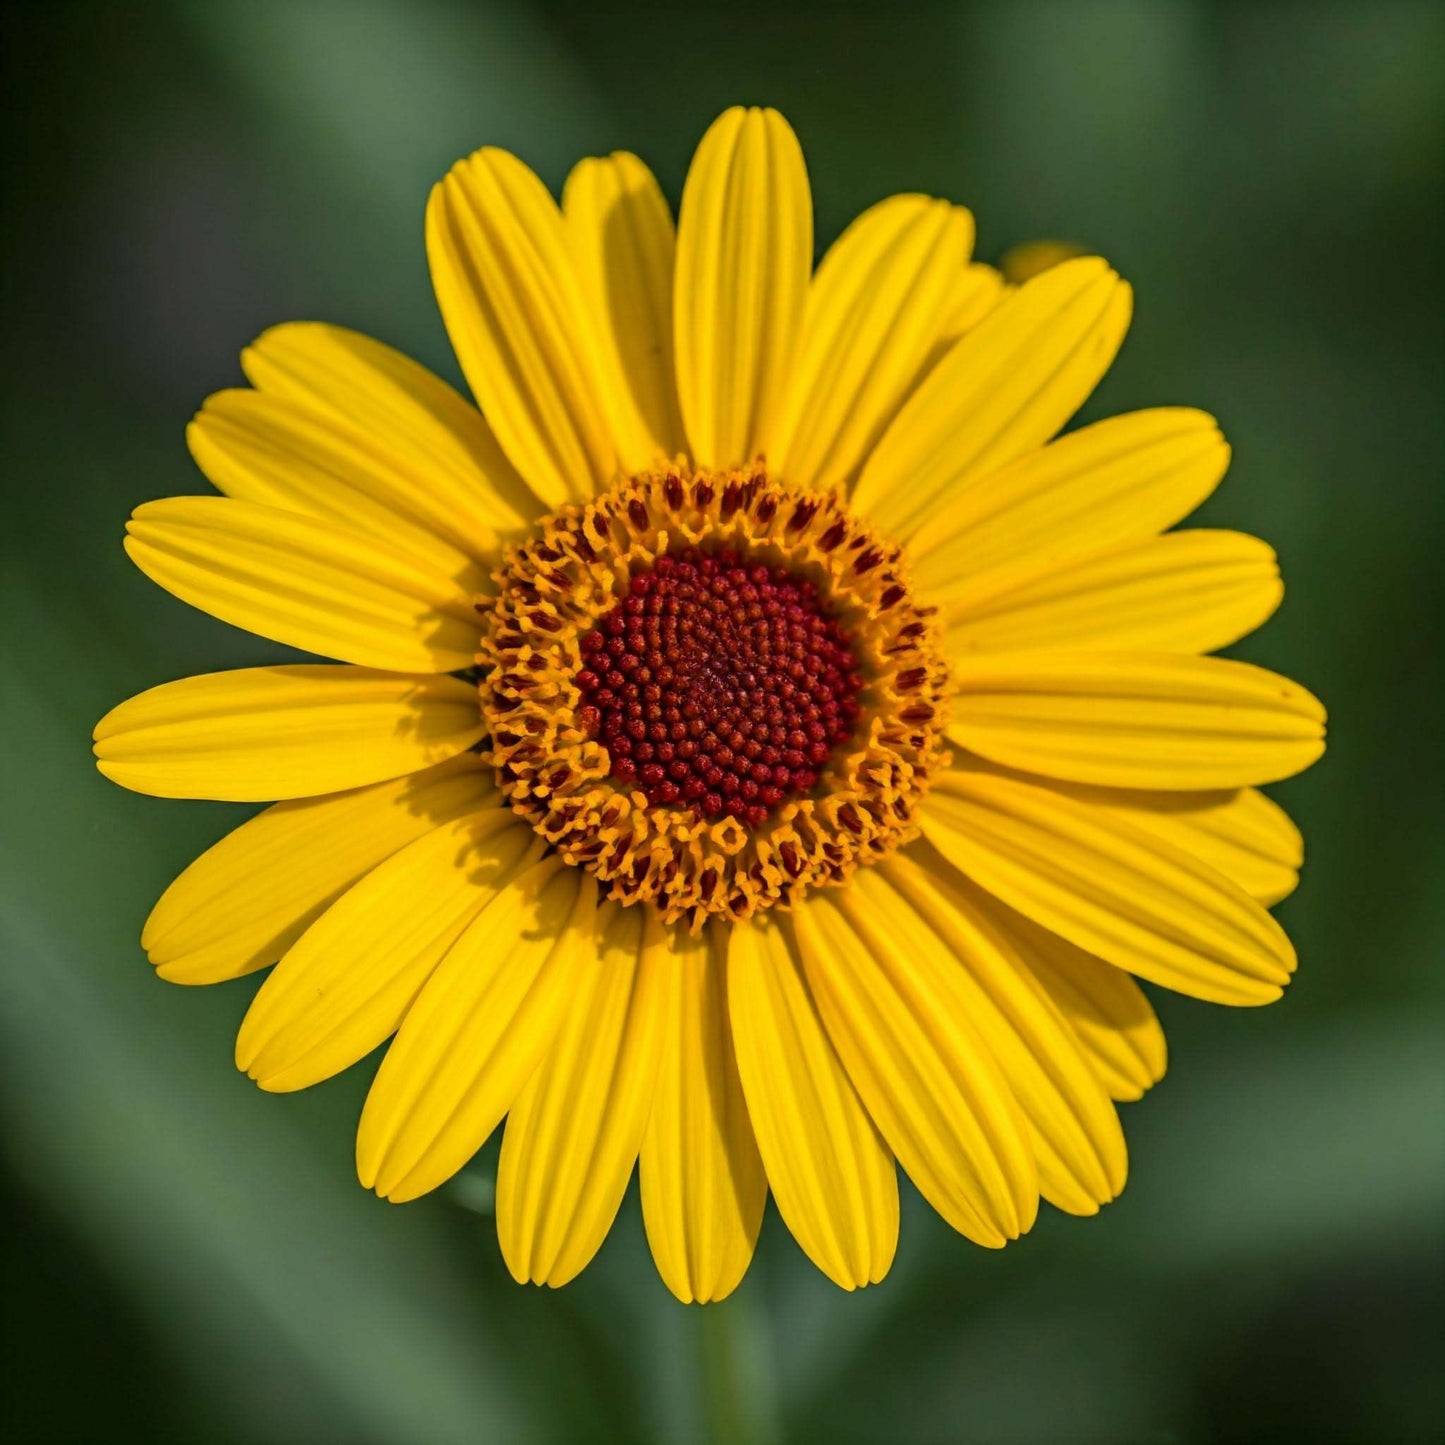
top-left (94, 106), bottom-right (1325, 1302)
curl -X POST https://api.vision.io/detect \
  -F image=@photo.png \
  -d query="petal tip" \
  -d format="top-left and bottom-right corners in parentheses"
top-left (1041, 253), bottom-right (1113, 287)
top-left (1243, 983), bottom-right (1287, 1008)
top-left (250, 1064), bottom-right (304, 1094)
top-left (380, 1173), bottom-right (431, 1206)
top-left (138, 907), bottom-right (163, 954)
top-left (92, 758), bottom-right (134, 791)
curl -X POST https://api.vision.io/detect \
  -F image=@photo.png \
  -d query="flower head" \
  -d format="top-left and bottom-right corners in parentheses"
top-left (95, 107), bottom-right (1324, 1301)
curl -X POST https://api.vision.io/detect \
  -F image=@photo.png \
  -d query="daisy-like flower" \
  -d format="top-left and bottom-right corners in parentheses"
top-left (94, 107), bottom-right (1325, 1302)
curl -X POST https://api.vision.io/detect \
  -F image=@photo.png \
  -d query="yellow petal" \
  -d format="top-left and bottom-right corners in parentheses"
top-left (875, 851), bottom-right (1129, 1215)
top-left (771, 195), bottom-right (974, 492)
top-left (94, 665), bottom-right (484, 801)
top-left (792, 887), bottom-right (1039, 1243)
top-left (674, 106), bottom-right (812, 468)
top-left (189, 386), bottom-right (522, 570)
top-left (727, 914), bottom-right (898, 1290)
top-left (428, 147), bottom-right (616, 506)
top-left (1143, 785), bottom-right (1300, 907)
top-left (965, 764), bottom-right (1304, 906)
top-left (942, 531), bottom-right (1282, 656)
top-left (357, 861), bottom-right (594, 1202)
top-left (909, 409), bottom-right (1230, 590)
top-left (905, 265), bottom-right (1009, 404)
top-left (235, 808), bottom-right (534, 1092)
top-left (933, 263), bottom-right (1008, 353)
top-left (640, 922), bottom-right (766, 1304)
top-left (240, 321), bottom-right (541, 536)
top-left (144, 754), bottom-right (495, 985)
top-left (125, 496), bottom-right (482, 673)
top-left (969, 894), bottom-right (1167, 1103)
top-left (562, 152), bottom-right (686, 472)
top-left (948, 651), bottom-right (1326, 789)
top-left (496, 903), bottom-right (670, 1287)
top-left (853, 257), bottom-right (1132, 539)
top-left (922, 767), bottom-right (1297, 1005)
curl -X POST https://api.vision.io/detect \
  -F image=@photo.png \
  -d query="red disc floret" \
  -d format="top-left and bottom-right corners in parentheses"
top-left (576, 547), bottom-right (863, 828)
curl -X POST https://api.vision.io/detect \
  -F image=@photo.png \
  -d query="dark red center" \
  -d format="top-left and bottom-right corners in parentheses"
top-left (575, 547), bottom-right (863, 828)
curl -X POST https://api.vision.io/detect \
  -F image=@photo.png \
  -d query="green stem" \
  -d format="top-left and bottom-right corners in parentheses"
top-left (699, 1294), bottom-right (777, 1445)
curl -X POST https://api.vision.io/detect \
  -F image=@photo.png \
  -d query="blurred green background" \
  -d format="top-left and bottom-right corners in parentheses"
top-left (2, 1), bottom-right (1441, 1441)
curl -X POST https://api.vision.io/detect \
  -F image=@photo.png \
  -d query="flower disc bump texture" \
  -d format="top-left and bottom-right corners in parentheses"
top-left (575, 547), bottom-right (864, 823)
top-left (478, 463), bottom-right (951, 924)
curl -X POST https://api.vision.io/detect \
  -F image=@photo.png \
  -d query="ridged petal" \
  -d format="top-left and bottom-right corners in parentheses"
top-left (125, 496), bottom-right (482, 673)
top-left (921, 767), bottom-right (1297, 1005)
top-left (674, 106), bottom-right (812, 468)
top-left (235, 808), bottom-right (534, 1092)
top-left (910, 409), bottom-right (1230, 591)
top-left (188, 390), bottom-right (475, 578)
top-left (970, 894), bottom-right (1168, 1103)
top-left (562, 152), bottom-right (685, 472)
top-left (727, 914), bottom-right (898, 1290)
top-left (791, 887), bottom-right (1039, 1243)
top-left (496, 903), bottom-right (670, 1288)
top-left (903, 265), bottom-right (1009, 397)
top-left (948, 651), bottom-right (1326, 789)
top-left (942, 531), bottom-right (1282, 656)
top-left (933, 263), bottom-right (1008, 355)
top-left (188, 387), bottom-right (524, 571)
top-left (93, 665), bottom-right (484, 801)
top-left (771, 195), bottom-right (974, 492)
top-left (357, 862), bottom-right (593, 1202)
top-left (640, 922), bottom-right (766, 1304)
top-left (239, 322), bottom-right (542, 539)
top-left (144, 754), bottom-right (495, 985)
top-left (873, 853), bottom-right (1129, 1215)
top-left (428, 147), bottom-right (616, 505)
top-left (965, 764), bottom-right (1304, 906)
top-left (853, 256), bottom-right (1132, 539)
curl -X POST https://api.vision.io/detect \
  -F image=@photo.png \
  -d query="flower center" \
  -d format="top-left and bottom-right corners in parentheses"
top-left (477, 462), bottom-right (950, 924)
top-left (575, 548), bottom-right (863, 829)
